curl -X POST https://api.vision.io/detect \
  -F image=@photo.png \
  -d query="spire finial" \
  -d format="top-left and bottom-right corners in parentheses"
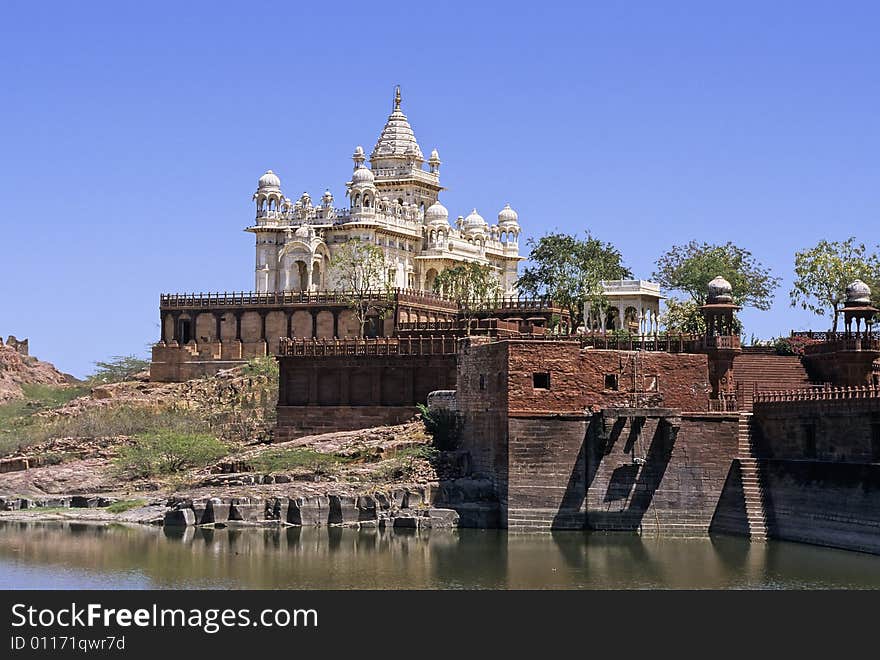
top-left (394, 85), bottom-right (401, 111)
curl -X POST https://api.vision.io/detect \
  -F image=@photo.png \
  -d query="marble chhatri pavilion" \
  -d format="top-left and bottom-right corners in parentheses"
top-left (248, 86), bottom-right (523, 296)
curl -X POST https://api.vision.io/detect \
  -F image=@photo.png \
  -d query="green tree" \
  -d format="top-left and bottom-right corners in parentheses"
top-left (653, 240), bottom-right (780, 310)
top-left (433, 262), bottom-right (501, 334)
top-left (658, 298), bottom-right (706, 335)
top-left (516, 232), bottom-right (631, 329)
top-left (88, 355), bottom-right (151, 384)
top-left (790, 237), bottom-right (880, 331)
top-left (330, 238), bottom-right (394, 337)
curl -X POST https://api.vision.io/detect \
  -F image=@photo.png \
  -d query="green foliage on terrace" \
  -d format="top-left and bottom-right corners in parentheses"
top-left (115, 430), bottom-right (228, 478)
top-left (0, 384), bottom-right (91, 456)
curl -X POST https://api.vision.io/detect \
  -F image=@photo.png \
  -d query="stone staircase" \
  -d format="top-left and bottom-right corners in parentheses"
top-left (736, 412), bottom-right (768, 541)
top-left (734, 353), bottom-right (814, 411)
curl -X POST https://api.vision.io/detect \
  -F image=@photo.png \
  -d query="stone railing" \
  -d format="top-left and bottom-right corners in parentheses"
top-left (159, 289), bottom-right (561, 313)
top-left (753, 384), bottom-right (880, 404)
top-left (278, 336), bottom-right (458, 357)
top-left (802, 336), bottom-right (880, 355)
top-left (698, 335), bottom-right (742, 350)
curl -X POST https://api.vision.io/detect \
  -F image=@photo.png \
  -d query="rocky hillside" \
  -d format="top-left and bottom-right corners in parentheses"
top-left (0, 338), bottom-right (75, 403)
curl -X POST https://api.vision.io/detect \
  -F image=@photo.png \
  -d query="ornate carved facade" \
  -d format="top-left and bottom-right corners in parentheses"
top-left (248, 87), bottom-right (523, 296)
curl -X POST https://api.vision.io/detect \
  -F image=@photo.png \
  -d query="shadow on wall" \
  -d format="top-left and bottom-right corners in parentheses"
top-left (552, 415), bottom-right (677, 531)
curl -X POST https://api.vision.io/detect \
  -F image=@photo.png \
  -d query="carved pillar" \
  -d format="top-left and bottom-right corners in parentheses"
top-left (171, 311), bottom-right (181, 342)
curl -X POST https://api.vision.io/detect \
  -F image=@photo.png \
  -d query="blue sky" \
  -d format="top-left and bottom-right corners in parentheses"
top-left (1, 2), bottom-right (878, 378)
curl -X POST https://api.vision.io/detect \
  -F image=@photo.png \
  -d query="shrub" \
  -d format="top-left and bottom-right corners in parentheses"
top-left (105, 499), bottom-right (147, 514)
top-left (248, 448), bottom-right (348, 473)
top-left (417, 404), bottom-right (462, 451)
top-left (88, 355), bottom-right (151, 384)
top-left (116, 430), bottom-right (228, 478)
top-left (242, 356), bottom-right (279, 379)
top-left (773, 335), bottom-right (822, 356)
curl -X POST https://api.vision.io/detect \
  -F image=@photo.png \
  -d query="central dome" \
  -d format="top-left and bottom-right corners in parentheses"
top-left (370, 86), bottom-right (424, 162)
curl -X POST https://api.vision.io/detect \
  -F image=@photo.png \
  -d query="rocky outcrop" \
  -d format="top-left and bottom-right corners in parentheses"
top-left (0, 340), bottom-right (75, 403)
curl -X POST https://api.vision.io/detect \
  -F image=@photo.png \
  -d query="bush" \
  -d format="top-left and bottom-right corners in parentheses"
top-left (417, 404), bottom-right (462, 451)
top-left (248, 448), bottom-right (349, 473)
top-left (773, 335), bottom-right (821, 356)
top-left (88, 355), bottom-right (151, 384)
top-left (115, 430), bottom-right (228, 478)
top-left (105, 499), bottom-right (147, 514)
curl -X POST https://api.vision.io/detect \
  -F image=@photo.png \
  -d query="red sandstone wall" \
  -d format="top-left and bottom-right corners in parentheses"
top-left (499, 341), bottom-right (710, 415)
top-left (456, 339), bottom-right (509, 488)
top-left (756, 460), bottom-right (880, 554)
top-left (492, 412), bottom-right (740, 532)
top-left (275, 406), bottom-right (418, 441)
top-left (584, 414), bottom-right (739, 535)
top-left (752, 398), bottom-right (880, 462)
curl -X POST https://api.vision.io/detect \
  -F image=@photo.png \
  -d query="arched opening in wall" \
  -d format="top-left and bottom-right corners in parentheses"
top-left (605, 307), bottom-right (620, 331)
top-left (312, 262), bottom-right (322, 289)
top-left (425, 268), bottom-right (438, 292)
top-left (296, 261), bottom-right (308, 292)
top-left (624, 307), bottom-right (640, 333)
top-left (364, 316), bottom-right (381, 338)
top-left (364, 194), bottom-right (372, 208)
top-left (179, 319), bottom-right (192, 344)
top-left (397, 198), bottom-right (404, 206)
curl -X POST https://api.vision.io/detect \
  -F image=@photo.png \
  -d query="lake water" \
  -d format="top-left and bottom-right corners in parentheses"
top-left (1, 521), bottom-right (879, 589)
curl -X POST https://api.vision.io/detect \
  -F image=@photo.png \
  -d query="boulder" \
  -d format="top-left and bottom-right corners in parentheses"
top-left (164, 508), bottom-right (196, 527)
top-left (356, 495), bottom-right (378, 521)
top-left (422, 508), bottom-right (460, 529)
top-left (266, 497), bottom-right (290, 521)
top-left (191, 499), bottom-right (212, 525)
top-left (288, 496), bottom-right (329, 526)
top-left (328, 495), bottom-right (359, 525)
top-left (229, 497), bottom-right (264, 522)
top-left (207, 498), bottom-right (230, 524)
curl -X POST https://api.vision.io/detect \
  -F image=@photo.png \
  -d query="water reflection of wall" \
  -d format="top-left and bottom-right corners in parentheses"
top-left (3, 523), bottom-right (880, 589)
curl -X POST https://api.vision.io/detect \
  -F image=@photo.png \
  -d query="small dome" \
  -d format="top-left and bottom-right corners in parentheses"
top-left (353, 145), bottom-right (364, 157)
top-left (322, 189), bottom-right (333, 204)
top-left (425, 201), bottom-right (449, 225)
top-left (429, 148), bottom-right (440, 162)
top-left (351, 165), bottom-right (375, 186)
top-left (846, 279), bottom-right (871, 304)
top-left (294, 224), bottom-right (312, 239)
top-left (707, 275), bottom-right (733, 303)
top-left (258, 170), bottom-right (281, 190)
top-left (497, 203), bottom-right (519, 226)
top-left (462, 208), bottom-right (487, 233)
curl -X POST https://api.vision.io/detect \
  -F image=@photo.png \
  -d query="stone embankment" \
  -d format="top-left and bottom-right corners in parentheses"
top-left (0, 485), bottom-right (487, 530)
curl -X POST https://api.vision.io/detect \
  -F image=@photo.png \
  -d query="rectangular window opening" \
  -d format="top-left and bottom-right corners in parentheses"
top-left (533, 372), bottom-right (550, 389)
top-left (604, 374), bottom-right (619, 391)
